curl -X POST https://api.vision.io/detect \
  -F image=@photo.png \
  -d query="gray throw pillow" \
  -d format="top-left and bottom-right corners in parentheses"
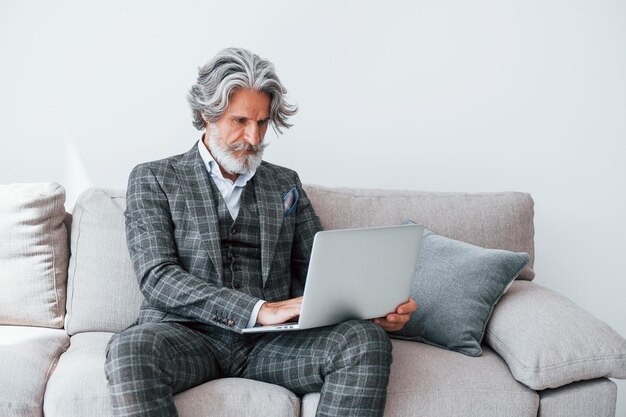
top-left (389, 228), bottom-right (530, 357)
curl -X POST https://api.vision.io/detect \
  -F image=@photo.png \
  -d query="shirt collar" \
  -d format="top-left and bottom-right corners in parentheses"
top-left (197, 138), bottom-right (256, 187)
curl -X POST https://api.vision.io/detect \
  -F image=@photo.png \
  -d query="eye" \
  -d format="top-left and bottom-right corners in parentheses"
top-left (258, 119), bottom-right (269, 126)
top-left (234, 117), bottom-right (246, 124)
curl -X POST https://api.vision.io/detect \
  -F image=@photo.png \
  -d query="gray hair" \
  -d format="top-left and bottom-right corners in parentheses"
top-left (187, 47), bottom-right (298, 133)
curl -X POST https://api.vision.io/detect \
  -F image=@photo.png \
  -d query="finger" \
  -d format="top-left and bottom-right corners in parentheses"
top-left (374, 318), bottom-right (403, 332)
top-left (383, 323), bottom-right (403, 332)
top-left (385, 314), bottom-right (398, 322)
top-left (386, 313), bottom-right (410, 324)
top-left (373, 318), bottom-right (388, 328)
top-left (397, 299), bottom-right (418, 314)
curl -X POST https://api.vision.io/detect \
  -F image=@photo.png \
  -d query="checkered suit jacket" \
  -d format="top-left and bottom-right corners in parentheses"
top-left (124, 143), bottom-right (322, 333)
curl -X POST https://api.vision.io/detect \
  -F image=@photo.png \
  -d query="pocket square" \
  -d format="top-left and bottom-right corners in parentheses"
top-left (283, 187), bottom-right (300, 216)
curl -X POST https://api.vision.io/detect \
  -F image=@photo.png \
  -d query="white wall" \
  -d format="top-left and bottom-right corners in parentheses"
top-left (2, 0), bottom-right (625, 413)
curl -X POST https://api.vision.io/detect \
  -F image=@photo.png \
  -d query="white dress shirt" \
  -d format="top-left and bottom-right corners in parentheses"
top-left (197, 140), bottom-right (256, 220)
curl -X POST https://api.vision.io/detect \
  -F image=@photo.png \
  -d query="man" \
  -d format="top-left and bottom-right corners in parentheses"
top-left (105, 47), bottom-right (417, 417)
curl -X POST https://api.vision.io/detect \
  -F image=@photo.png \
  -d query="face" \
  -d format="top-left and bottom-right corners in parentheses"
top-left (204, 88), bottom-right (271, 177)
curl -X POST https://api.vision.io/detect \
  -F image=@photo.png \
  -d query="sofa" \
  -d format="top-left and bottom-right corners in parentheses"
top-left (1, 182), bottom-right (625, 417)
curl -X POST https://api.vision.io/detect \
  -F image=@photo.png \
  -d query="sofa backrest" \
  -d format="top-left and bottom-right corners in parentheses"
top-left (64, 188), bottom-right (144, 335)
top-left (306, 185), bottom-right (535, 279)
top-left (64, 185), bottom-right (535, 335)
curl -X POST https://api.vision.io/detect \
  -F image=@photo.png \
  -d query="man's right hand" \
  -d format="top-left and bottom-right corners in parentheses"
top-left (256, 296), bottom-right (303, 326)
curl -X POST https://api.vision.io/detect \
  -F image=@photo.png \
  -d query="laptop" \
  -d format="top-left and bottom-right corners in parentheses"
top-left (242, 223), bottom-right (423, 333)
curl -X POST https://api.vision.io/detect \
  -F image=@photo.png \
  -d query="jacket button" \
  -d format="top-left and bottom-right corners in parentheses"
top-left (231, 227), bottom-right (237, 235)
top-left (233, 282), bottom-right (242, 289)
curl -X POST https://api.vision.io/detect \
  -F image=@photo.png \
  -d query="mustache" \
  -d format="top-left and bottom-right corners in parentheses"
top-left (227, 142), bottom-right (268, 153)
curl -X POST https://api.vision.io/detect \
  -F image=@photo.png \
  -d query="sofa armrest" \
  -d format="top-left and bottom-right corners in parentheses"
top-left (485, 280), bottom-right (626, 390)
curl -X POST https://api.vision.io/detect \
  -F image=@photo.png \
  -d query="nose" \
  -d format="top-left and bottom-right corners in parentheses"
top-left (244, 123), bottom-right (262, 146)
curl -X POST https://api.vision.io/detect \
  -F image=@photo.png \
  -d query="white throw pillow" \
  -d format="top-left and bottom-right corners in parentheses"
top-left (485, 281), bottom-right (626, 390)
top-left (0, 183), bottom-right (69, 328)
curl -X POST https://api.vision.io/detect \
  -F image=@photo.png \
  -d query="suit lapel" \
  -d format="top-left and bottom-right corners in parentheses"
top-left (174, 146), bottom-right (224, 281)
top-left (253, 164), bottom-right (283, 285)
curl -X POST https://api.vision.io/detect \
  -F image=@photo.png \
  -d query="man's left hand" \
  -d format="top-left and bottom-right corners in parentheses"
top-left (372, 298), bottom-right (417, 332)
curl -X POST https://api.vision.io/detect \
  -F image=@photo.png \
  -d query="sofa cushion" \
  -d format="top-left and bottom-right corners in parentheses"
top-left (0, 325), bottom-right (69, 417)
top-left (301, 340), bottom-right (539, 417)
top-left (485, 281), bottom-right (626, 390)
top-left (44, 332), bottom-right (117, 417)
top-left (304, 185), bottom-right (535, 280)
top-left (537, 378), bottom-right (617, 417)
top-left (44, 332), bottom-right (300, 417)
top-left (175, 378), bottom-right (300, 417)
top-left (390, 229), bottom-right (529, 356)
top-left (0, 182), bottom-right (69, 328)
top-left (65, 188), bottom-right (144, 335)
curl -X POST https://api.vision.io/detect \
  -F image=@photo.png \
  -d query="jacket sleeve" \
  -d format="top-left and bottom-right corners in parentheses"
top-left (124, 163), bottom-right (260, 332)
top-left (289, 174), bottom-right (323, 297)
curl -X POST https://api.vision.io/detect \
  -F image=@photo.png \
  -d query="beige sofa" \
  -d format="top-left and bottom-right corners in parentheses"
top-left (1, 182), bottom-right (625, 417)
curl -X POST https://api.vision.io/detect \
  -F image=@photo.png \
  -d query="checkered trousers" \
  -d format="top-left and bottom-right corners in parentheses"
top-left (105, 319), bottom-right (392, 417)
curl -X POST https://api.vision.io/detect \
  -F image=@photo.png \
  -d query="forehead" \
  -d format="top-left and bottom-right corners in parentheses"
top-left (226, 88), bottom-right (271, 116)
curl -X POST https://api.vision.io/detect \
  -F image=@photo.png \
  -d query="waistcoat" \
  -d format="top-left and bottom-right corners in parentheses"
top-left (208, 177), bottom-right (264, 299)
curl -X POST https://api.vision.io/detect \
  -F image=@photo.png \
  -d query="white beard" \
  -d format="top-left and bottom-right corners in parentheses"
top-left (208, 125), bottom-right (266, 175)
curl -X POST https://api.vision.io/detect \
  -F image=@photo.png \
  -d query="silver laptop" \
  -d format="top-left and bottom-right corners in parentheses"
top-left (242, 223), bottom-right (423, 333)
